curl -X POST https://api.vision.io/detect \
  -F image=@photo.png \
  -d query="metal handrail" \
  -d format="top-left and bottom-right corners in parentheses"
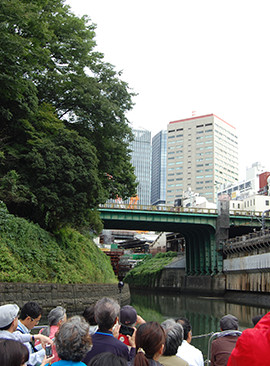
top-left (192, 331), bottom-right (214, 339)
top-left (206, 330), bottom-right (242, 365)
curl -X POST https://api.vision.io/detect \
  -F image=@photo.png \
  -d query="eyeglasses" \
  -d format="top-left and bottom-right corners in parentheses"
top-left (27, 315), bottom-right (40, 325)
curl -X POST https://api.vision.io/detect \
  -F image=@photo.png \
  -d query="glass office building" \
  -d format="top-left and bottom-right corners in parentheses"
top-left (130, 129), bottom-right (152, 205)
top-left (151, 130), bottom-right (167, 205)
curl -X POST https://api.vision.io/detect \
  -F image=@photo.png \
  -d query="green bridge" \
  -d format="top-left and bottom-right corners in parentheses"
top-left (99, 204), bottom-right (269, 276)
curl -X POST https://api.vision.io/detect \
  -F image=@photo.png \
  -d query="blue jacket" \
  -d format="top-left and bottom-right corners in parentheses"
top-left (82, 330), bottom-right (136, 364)
top-left (45, 361), bottom-right (86, 366)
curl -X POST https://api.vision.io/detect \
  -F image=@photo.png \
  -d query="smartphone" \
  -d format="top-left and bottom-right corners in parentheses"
top-left (119, 324), bottom-right (134, 336)
top-left (45, 344), bottom-right (53, 358)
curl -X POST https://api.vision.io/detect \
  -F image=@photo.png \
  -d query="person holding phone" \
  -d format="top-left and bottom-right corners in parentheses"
top-left (0, 303), bottom-right (53, 366)
top-left (118, 306), bottom-right (145, 347)
top-left (83, 298), bottom-right (136, 365)
top-left (44, 316), bottom-right (92, 366)
top-left (17, 301), bottom-right (45, 366)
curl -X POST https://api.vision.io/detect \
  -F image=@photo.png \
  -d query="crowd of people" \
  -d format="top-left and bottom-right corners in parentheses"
top-left (0, 298), bottom-right (269, 366)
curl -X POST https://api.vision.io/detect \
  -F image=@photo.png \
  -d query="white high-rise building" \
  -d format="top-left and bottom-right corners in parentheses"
top-left (166, 114), bottom-right (238, 204)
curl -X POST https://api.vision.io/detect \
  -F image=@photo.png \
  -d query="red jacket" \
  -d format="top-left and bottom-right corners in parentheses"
top-left (228, 312), bottom-right (270, 366)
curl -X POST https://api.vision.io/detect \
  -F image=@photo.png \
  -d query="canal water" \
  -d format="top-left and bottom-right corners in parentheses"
top-left (129, 289), bottom-right (270, 359)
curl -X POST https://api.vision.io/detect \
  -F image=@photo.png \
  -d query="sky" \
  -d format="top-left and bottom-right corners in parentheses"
top-left (66, 0), bottom-right (270, 179)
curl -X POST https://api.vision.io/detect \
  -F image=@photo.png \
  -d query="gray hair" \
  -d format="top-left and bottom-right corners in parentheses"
top-left (48, 306), bottom-right (66, 326)
top-left (40, 306), bottom-right (66, 336)
top-left (94, 297), bottom-right (120, 330)
top-left (161, 318), bottom-right (184, 356)
top-left (55, 316), bottom-right (92, 362)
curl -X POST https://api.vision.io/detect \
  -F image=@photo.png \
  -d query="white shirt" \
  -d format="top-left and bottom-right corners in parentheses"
top-left (17, 320), bottom-right (45, 366)
top-left (89, 325), bottom-right (98, 335)
top-left (0, 329), bottom-right (30, 343)
top-left (176, 340), bottom-right (204, 366)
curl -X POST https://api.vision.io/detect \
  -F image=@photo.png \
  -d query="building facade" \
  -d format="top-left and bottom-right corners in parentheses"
top-left (130, 129), bottom-right (152, 205)
top-left (166, 114), bottom-right (238, 205)
top-left (151, 130), bottom-right (167, 205)
top-left (218, 162), bottom-right (266, 200)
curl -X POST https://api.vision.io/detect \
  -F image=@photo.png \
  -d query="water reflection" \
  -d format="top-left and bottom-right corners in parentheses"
top-left (130, 289), bottom-right (269, 358)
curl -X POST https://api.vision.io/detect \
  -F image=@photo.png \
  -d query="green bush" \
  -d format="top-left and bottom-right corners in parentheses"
top-left (124, 251), bottom-right (178, 287)
top-left (0, 202), bottom-right (116, 283)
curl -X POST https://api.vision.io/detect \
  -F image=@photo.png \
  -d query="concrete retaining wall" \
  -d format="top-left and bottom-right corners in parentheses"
top-left (226, 272), bottom-right (270, 292)
top-left (130, 269), bottom-right (226, 296)
top-left (158, 268), bottom-right (186, 290)
top-left (183, 274), bottom-right (226, 295)
top-left (224, 253), bottom-right (270, 272)
top-left (0, 282), bottom-right (130, 313)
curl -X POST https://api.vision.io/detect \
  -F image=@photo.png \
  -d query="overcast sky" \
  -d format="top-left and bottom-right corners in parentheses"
top-left (66, 0), bottom-right (270, 179)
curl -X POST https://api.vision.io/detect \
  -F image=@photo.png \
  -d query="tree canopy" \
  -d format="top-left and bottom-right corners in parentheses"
top-left (0, 0), bottom-right (137, 231)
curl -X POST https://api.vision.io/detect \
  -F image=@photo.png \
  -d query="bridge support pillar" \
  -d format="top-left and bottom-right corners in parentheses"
top-left (216, 198), bottom-right (230, 273)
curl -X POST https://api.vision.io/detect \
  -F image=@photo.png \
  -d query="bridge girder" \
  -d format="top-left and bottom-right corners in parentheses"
top-left (99, 207), bottom-right (268, 276)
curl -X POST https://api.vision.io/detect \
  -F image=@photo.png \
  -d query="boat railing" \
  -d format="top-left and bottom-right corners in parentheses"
top-left (205, 330), bottom-right (242, 365)
top-left (192, 331), bottom-right (214, 340)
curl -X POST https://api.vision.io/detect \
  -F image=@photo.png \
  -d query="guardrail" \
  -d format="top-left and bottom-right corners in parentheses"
top-left (100, 203), bottom-right (265, 217)
top-left (206, 330), bottom-right (242, 365)
top-left (223, 228), bottom-right (270, 254)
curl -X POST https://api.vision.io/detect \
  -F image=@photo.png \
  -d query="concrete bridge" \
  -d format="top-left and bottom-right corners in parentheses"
top-left (99, 204), bottom-right (269, 276)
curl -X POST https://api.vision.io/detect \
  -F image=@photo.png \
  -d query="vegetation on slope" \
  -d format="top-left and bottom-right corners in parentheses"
top-left (124, 252), bottom-right (178, 287)
top-left (0, 203), bottom-right (116, 284)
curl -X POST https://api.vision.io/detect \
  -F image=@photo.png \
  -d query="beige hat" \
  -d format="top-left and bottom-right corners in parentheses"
top-left (0, 304), bottom-right (19, 328)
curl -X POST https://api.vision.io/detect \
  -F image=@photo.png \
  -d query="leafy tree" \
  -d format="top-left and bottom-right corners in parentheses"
top-left (0, 0), bottom-right (137, 230)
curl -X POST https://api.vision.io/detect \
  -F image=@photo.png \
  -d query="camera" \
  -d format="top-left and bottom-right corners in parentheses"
top-left (45, 344), bottom-right (53, 358)
top-left (119, 324), bottom-right (134, 336)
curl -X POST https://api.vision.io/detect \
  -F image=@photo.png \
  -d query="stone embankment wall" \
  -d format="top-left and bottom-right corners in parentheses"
top-left (0, 282), bottom-right (130, 313)
top-left (150, 268), bottom-right (226, 296)
top-left (223, 229), bottom-right (270, 295)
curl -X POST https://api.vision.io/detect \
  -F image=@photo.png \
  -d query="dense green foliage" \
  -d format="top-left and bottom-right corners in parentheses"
top-left (124, 252), bottom-right (178, 287)
top-left (0, 202), bottom-right (116, 283)
top-left (0, 0), bottom-right (137, 231)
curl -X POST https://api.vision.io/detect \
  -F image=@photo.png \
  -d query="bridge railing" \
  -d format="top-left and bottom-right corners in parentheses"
top-left (229, 209), bottom-right (264, 217)
top-left (99, 203), bottom-right (218, 214)
top-left (223, 228), bottom-right (270, 254)
top-left (99, 203), bottom-right (265, 217)
top-left (224, 228), bottom-right (270, 245)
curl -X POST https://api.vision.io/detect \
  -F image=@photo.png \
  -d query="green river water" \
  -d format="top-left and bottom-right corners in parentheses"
top-left (129, 290), bottom-right (270, 360)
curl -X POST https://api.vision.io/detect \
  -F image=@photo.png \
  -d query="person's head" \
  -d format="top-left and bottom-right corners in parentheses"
top-left (83, 305), bottom-right (97, 326)
top-left (89, 352), bottom-right (128, 366)
top-left (220, 314), bottom-right (239, 331)
top-left (176, 317), bottom-right (192, 342)
top-left (120, 305), bottom-right (137, 327)
top-left (252, 314), bottom-right (264, 327)
top-left (55, 316), bottom-right (92, 362)
top-left (94, 297), bottom-right (120, 331)
top-left (161, 318), bottom-right (184, 356)
top-left (20, 302), bottom-right (42, 330)
top-left (48, 306), bottom-right (67, 326)
top-left (39, 306), bottom-right (66, 337)
top-left (0, 304), bottom-right (20, 332)
top-left (0, 339), bottom-right (29, 366)
top-left (134, 322), bottom-right (165, 366)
